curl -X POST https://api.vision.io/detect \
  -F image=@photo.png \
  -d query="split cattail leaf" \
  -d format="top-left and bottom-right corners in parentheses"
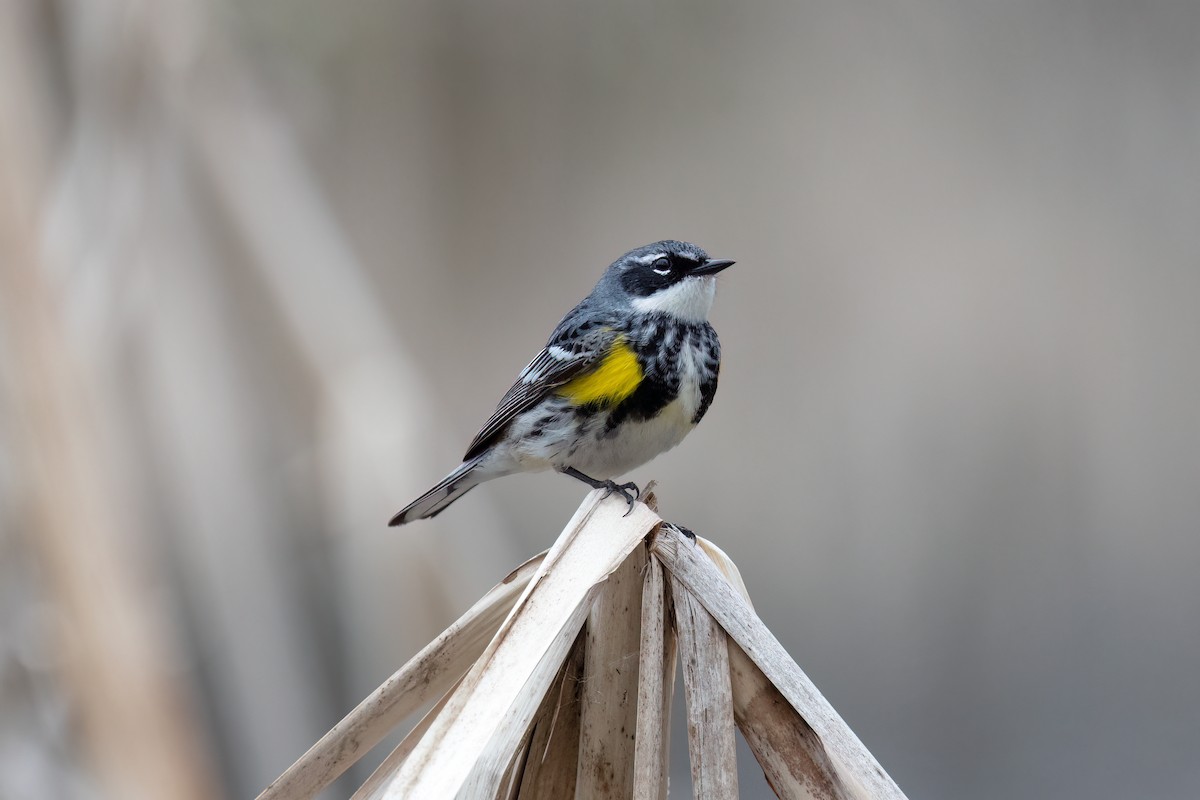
top-left (261, 494), bottom-right (908, 800)
top-left (576, 542), bottom-right (647, 798)
top-left (516, 628), bottom-right (586, 797)
top-left (729, 643), bottom-right (846, 800)
top-left (673, 573), bottom-right (740, 798)
top-left (380, 490), bottom-right (660, 798)
top-left (259, 552), bottom-right (548, 800)
top-left (353, 675), bottom-right (464, 800)
top-left (693, 535), bottom-right (753, 609)
top-left (651, 526), bottom-right (906, 800)
top-left (631, 554), bottom-right (670, 800)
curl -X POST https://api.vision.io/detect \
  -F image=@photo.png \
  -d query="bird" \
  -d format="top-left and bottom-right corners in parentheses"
top-left (389, 240), bottom-right (734, 526)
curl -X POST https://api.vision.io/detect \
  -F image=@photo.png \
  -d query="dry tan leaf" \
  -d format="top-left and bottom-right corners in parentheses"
top-left (517, 628), bottom-right (586, 798)
top-left (631, 553), bottom-right (669, 800)
top-left (269, 499), bottom-right (908, 800)
top-left (694, 535), bottom-right (753, 610)
top-left (576, 543), bottom-right (647, 799)
top-left (353, 675), bottom-right (465, 800)
top-left (672, 575), bottom-right (740, 798)
top-left (651, 526), bottom-right (908, 800)
top-left (258, 552), bottom-right (546, 800)
top-left (729, 642), bottom-right (846, 800)
top-left (380, 491), bottom-right (660, 799)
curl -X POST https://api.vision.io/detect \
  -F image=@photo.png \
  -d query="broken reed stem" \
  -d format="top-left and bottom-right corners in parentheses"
top-left (672, 570), bottom-right (740, 798)
top-left (259, 554), bottom-right (547, 800)
top-left (651, 526), bottom-right (907, 800)
top-left (631, 554), bottom-right (670, 800)
top-left (576, 541), bottom-right (646, 798)
top-left (259, 493), bottom-right (908, 800)
top-left (381, 492), bottom-right (660, 798)
top-left (514, 628), bottom-right (586, 797)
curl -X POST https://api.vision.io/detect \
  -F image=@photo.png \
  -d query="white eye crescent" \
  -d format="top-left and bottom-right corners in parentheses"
top-left (652, 256), bottom-right (671, 276)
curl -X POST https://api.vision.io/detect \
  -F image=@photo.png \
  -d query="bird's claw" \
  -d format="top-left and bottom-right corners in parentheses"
top-left (602, 480), bottom-right (641, 516)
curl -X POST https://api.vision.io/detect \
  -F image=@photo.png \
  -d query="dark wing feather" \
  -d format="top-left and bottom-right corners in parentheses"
top-left (463, 326), bottom-right (617, 460)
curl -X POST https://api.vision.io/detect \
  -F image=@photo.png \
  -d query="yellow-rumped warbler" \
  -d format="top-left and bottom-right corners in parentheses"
top-left (389, 240), bottom-right (734, 526)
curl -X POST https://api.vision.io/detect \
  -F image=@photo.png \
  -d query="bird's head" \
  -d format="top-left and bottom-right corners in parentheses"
top-left (604, 240), bottom-right (735, 323)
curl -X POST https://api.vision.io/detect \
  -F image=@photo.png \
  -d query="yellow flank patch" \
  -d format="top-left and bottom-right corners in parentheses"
top-left (559, 339), bottom-right (643, 407)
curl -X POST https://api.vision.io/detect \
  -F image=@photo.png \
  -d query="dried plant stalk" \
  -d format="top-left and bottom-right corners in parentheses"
top-left (495, 740), bottom-right (529, 800)
top-left (0, 25), bottom-right (217, 797)
top-left (576, 543), bottom-right (647, 798)
top-left (693, 536), bottom-right (753, 609)
top-left (729, 642), bottom-right (846, 800)
top-left (260, 553), bottom-right (547, 800)
top-left (683, 531), bottom-right (845, 798)
top-left (261, 496), bottom-right (909, 800)
top-left (516, 629), bottom-right (586, 798)
top-left (352, 675), bottom-right (464, 800)
top-left (380, 491), bottom-right (660, 798)
top-left (652, 527), bottom-right (907, 800)
top-left (632, 554), bottom-right (669, 800)
top-left (673, 573), bottom-right (740, 798)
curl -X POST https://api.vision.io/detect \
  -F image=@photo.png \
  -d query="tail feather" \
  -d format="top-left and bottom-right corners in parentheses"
top-left (389, 458), bottom-right (486, 526)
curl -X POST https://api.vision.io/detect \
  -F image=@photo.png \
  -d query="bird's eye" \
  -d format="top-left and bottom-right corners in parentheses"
top-left (652, 257), bottom-right (672, 276)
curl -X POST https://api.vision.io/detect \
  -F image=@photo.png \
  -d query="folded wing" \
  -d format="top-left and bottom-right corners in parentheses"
top-left (463, 326), bottom-right (617, 460)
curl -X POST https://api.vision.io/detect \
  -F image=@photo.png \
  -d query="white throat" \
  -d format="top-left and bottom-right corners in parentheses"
top-left (630, 276), bottom-right (716, 322)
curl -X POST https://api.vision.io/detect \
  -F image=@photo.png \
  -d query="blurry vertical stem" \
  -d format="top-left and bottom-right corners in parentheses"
top-left (0, 8), bottom-right (217, 800)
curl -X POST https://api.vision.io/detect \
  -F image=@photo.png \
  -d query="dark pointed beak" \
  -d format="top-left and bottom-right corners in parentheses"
top-left (690, 258), bottom-right (736, 276)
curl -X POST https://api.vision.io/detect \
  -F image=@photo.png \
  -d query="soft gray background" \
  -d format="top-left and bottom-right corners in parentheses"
top-left (2, 1), bottom-right (1199, 798)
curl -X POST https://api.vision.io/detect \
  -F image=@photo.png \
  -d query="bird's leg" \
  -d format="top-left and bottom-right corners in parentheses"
top-left (560, 467), bottom-right (641, 516)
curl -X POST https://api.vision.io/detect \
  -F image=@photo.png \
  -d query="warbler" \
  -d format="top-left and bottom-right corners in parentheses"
top-left (389, 240), bottom-right (734, 526)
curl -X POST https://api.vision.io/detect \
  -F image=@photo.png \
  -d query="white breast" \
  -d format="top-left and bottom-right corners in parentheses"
top-left (562, 340), bottom-right (708, 478)
top-left (565, 400), bottom-right (696, 478)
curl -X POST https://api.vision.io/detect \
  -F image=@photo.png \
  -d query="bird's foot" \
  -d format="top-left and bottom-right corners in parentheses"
top-left (560, 467), bottom-right (641, 516)
top-left (601, 480), bottom-right (641, 516)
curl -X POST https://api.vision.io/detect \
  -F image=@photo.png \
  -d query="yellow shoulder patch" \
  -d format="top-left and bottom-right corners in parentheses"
top-left (559, 339), bottom-right (643, 407)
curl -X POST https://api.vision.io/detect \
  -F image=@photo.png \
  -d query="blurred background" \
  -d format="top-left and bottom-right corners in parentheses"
top-left (2, 1), bottom-right (1199, 798)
